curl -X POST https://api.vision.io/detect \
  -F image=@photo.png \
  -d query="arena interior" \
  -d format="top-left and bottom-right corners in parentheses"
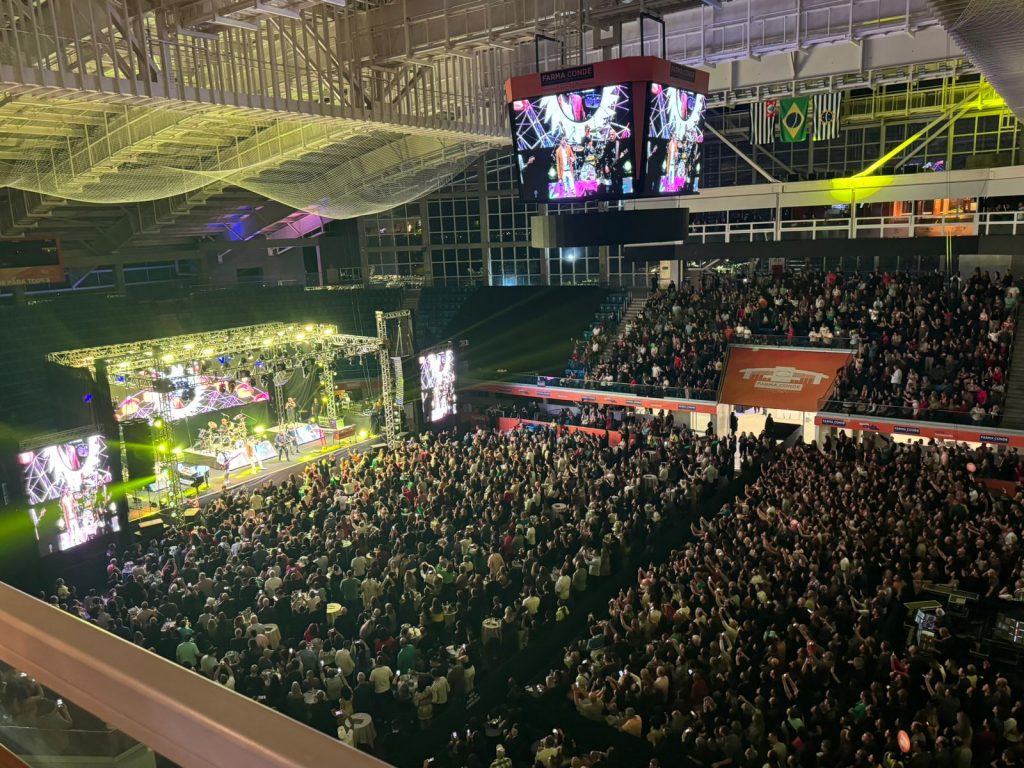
top-left (2, 1), bottom-right (1024, 767)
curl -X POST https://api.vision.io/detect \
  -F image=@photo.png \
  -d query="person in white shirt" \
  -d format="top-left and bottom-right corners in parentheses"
top-left (263, 572), bottom-right (282, 595)
top-left (335, 645), bottom-right (355, 679)
top-left (351, 551), bottom-right (367, 578)
top-left (486, 551), bottom-right (505, 579)
top-left (522, 589), bottom-right (541, 615)
top-left (555, 570), bottom-right (572, 602)
top-left (430, 672), bottom-right (450, 706)
top-left (369, 662), bottom-right (393, 694)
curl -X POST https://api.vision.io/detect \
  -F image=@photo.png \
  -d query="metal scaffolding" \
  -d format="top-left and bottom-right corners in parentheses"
top-left (47, 318), bottom-right (408, 509)
top-left (375, 309), bottom-right (411, 449)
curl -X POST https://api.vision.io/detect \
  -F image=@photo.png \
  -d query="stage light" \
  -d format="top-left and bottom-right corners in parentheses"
top-left (115, 375), bottom-right (126, 383)
top-left (83, 393), bottom-right (93, 403)
top-left (153, 418), bottom-right (164, 428)
top-left (254, 425), bottom-right (266, 434)
top-left (145, 350), bottom-right (154, 357)
top-left (295, 332), bottom-right (307, 341)
top-left (172, 446), bottom-right (183, 455)
top-left (183, 343), bottom-right (194, 351)
top-left (161, 353), bottom-right (174, 363)
top-left (218, 355), bottom-right (228, 364)
top-left (304, 324), bottom-right (314, 332)
top-left (262, 338), bottom-right (272, 347)
top-left (157, 443), bottom-right (168, 453)
top-left (358, 429), bottom-right (368, 439)
top-left (109, 502), bottom-right (118, 512)
top-left (321, 396), bottom-right (328, 403)
top-left (202, 347), bottom-right (213, 356)
top-left (255, 360), bottom-right (264, 368)
top-left (322, 328), bottom-right (334, 336)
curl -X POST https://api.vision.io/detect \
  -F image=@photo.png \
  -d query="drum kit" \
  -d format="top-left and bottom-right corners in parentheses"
top-left (196, 414), bottom-right (248, 454)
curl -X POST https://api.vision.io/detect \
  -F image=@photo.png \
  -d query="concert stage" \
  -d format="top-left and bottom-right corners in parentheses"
top-left (182, 422), bottom-right (326, 471)
top-left (128, 429), bottom-right (375, 525)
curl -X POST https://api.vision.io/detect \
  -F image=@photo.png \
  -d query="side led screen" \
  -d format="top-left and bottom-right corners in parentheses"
top-left (510, 84), bottom-right (634, 203)
top-left (20, 435), bottom-right (118, 555)
top-left (643, 83), bottom-right (706, 196)
top-left (419, 349), bottom-right (456, 422)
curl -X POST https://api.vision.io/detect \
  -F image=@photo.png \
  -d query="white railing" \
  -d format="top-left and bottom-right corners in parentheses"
top-left (0, 583), bottom-right (389, 768)
top-left (687, 210), bottom-right (1024, 243)
top-left (0, 0), bottom-right (507, 139)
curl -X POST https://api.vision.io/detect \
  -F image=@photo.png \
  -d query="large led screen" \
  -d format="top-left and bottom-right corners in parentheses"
top-left (20, 435), bottom-right (119, 555)
top-left (510, 84), bottom-right (633, 203)
top-left (419, 349), bottom-right (456, 422)
top-left (643, 83), bottom-right (706, 196)
top-left (114, 365), bottom-right (268, 423)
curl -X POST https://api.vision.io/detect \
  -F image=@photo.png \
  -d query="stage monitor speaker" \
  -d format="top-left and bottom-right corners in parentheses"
top-left (531, 209), bottom-right (688, 249)
top-left (121, 419), bottom-right (155, 480)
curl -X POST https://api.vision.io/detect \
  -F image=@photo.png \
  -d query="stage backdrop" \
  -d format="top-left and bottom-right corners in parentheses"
top-left (718, 346), bottom-right (852, 412)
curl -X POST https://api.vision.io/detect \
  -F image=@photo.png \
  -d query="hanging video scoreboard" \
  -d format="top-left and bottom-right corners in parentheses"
top-left (505, 57), bottom-right (710, 204)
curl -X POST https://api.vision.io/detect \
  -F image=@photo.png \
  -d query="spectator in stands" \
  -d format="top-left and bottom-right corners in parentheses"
top-left (45, 419), bottom-right (761, 757)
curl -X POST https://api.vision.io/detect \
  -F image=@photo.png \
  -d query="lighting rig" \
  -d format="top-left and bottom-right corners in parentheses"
top-left (48, 319), bottom-right (406, 511)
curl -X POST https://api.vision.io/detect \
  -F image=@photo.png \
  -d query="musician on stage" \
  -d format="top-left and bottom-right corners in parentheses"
top-left (275, 430), bottom-right (292, 462)
top-left (601, 128), bottom-right (627, 192)
top-left (286, 397), bottom-right (296, 425)
top-left (555, 136), bottom-right (576, 198)
top-left (244, 439), bottom-right (264, 473)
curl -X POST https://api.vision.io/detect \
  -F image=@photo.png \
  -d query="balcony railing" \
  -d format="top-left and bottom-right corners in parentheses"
top-left (687, 210), bottom-right (1024, 244)
top-left (0, 583), bottom-right (388, 768)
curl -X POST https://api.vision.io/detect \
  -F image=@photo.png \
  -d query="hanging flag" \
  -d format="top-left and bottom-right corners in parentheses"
top-left (812, 92), bottom-right (842, 141)
top-left (750, 99), bottom-right (779, 144)
top-left (779, 97), bottom-right (809, 143)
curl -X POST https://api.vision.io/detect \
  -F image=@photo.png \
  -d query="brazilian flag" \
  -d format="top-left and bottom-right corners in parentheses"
top-left (779, 97), bottom-right (808, 143)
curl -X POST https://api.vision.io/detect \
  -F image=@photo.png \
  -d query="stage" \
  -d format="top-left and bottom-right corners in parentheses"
top-left (181, 422), bottom-right (335, 471)
top-left (128, 428), bottom-right (376, 526)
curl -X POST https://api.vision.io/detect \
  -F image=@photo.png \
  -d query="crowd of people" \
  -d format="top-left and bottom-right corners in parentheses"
top-left (471, 435), bottom-right (1024, 768)
top-left (569, 269), bottom-right (1016, 425)
top-left (41, 418), bottom-right (764, 759)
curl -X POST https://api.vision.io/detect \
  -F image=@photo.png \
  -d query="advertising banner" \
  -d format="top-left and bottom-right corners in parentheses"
top-left (718, 346), bottom-right (852, 411)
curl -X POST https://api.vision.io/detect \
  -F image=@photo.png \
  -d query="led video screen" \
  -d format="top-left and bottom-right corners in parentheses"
top-left (510, 84), bottom-right (634, 203)
top-left (20, 435), bottom-right (119, 555)
top-left (643, 83), bottom-right (706, 196)
top-left (114, 367), bottom-right (269, 423)
top-left (420, 349), bottom-right (456, 422)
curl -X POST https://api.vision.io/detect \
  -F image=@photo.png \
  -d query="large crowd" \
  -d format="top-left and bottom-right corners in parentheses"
top-left (41, 418), bottom-right (763, 757)
top-left (463, 435), bottom-right (1024, 768)
top-left (572, 269), bottom-right (1017, 424)
top-left (24, 267), bottom-right (1024, 768)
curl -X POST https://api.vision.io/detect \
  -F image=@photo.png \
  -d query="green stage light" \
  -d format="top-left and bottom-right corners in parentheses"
top-left (171, 446), bottom-right (183, 456)
top-left (153, 418), bottom-right (164, 429)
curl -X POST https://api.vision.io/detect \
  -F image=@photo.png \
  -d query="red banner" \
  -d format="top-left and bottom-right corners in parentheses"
top-left (0, 265), bottom-right (64, 286)
top-left (719, 346), bottom-right (852, 411)
top-left (474, 382), bottom-right (717, 414)
top-left (814, 414), bottom-right (1024, 448)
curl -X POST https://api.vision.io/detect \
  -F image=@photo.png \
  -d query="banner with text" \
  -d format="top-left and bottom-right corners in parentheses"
top-left (718, 346), bottom-right (852, 411)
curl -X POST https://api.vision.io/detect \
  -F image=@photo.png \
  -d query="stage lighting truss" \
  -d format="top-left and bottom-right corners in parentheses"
top-left (46, 322), bottom-right (379, 371)
top-left (47, 316), bottom-right (411, 513)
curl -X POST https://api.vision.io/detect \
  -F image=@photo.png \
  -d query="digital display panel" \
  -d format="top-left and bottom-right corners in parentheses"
top-left (114, 364), bottom-right (269, 422)
top-left (419, 349), bottom-right (456, 422)
top-left (642, 83), bottom-right (706, 196)
top-left (510, 84), bottom-right (634, 203)
top-left (20, 435), bottom-right (119, 555)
